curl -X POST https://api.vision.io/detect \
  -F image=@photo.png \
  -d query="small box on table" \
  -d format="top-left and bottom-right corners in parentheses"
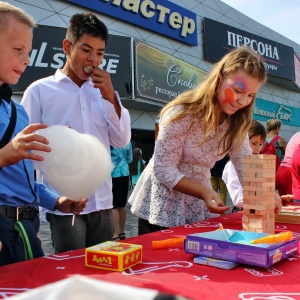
top-left (85, 241), bottom-right (142, 271)
top-left (184, 229), bottom-right (298, 268)
top-left (275, 205), bottom-right (300, 224)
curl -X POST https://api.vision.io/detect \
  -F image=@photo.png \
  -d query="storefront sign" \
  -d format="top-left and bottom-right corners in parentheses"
top-left (294, 54), bottom-right (300, 89)
top-left (204, 18), bottom-right (295, 81)
top-left (13, 25), bottom-right (132, 98)
top-left (254, 98), bottom-right (300, 126)
top-left (65, 0), bottom-right (197, 46)
top-left (135, 41), bottom-right (207, 102)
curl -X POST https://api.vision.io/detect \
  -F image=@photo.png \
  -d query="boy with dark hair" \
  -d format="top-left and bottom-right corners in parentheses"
top-left (0, 2), bottom-right (87, 266)
top-left (21, 12), bottom-right (131, 253)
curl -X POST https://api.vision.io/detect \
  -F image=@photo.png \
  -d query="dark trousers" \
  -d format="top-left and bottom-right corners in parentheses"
top-left (46, 209), bottom-right (114, 254)
top-left (138, 217), bottom-right (168, 235)
top-left (0, 213), bottom-right (43, 266)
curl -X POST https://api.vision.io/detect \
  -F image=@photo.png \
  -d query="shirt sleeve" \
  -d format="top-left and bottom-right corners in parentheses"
top-left (153, 106), bottom-right (191, 190)
top-left (21, 84), bottom-right (42, 123)
top-left (229, 135), bottom-right (252, 185)
top-left (222, 161), bottom-right (243, 207)
top-left (34, 181), bottom-right (59, 210)
top-left (102, 92), bottom-right (131, 148)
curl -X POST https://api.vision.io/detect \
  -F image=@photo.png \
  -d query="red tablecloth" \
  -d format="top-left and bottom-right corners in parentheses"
top-left (1, 212), bottom-right (300, 300)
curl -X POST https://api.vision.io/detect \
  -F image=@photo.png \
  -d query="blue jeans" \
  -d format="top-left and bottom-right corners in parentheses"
top-left (46, 209), bottom-right (114, 254)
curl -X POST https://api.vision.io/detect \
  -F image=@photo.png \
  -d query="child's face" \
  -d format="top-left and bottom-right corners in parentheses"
top-left (62, 34), bottom-right (105, 86)
top-left (217, 70), bottom-right (261, 115)
top-left (0, 15), bottom-right (32, 86)
top-left (249, 135), bottom-right (265, 154)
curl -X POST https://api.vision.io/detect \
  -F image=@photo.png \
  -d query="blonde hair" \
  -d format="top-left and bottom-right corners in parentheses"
top-left (0, 2), bottom-right (35, 29)
top-left (159, 46), bottom-right (267, 154)
top-left (266, 118), bottom-right (281, 133)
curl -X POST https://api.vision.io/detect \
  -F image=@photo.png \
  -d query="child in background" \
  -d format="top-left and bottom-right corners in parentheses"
top-left (265, 118), bottom-right (287, 161)
top-left (130, 148), bottom-right (146, 187)
top-left (276, 132), bottom-right (300, 197)
top-left (222, 120), bottom-right (283, 212)
top-left (111, 142), bottom-right (133, 241)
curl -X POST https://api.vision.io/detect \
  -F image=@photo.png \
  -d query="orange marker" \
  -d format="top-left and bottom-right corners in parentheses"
top-left (152, 238), bottom-right (185, 249)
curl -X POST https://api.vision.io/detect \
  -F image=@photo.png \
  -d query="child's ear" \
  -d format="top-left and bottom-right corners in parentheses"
top-left (63, 39), bottom-right (72, 55)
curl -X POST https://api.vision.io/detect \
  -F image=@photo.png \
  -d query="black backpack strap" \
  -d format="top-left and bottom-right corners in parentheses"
top-left (0, 100), bottom-right (17, 148)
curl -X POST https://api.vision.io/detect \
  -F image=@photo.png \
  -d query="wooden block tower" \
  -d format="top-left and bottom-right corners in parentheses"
top-left (242, 154), bottom-right (276, 234)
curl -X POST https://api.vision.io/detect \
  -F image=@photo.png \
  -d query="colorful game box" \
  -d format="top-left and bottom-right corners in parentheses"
top-left (275, 205), bottom-right (300, 224)
top-left (85, 241), bottom-right (142, 271)
top-left (184, 229), bottom-right (298, 268)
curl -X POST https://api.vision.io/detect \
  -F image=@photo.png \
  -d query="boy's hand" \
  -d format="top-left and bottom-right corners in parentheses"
top-left (91, 67), bottom-right (121, 118)
top-left (54, 197), bottom-right (88, 214)
top-left (91, 67), bottom-right (117, 103)
top-left (0, 123), bottom-right (51, 167)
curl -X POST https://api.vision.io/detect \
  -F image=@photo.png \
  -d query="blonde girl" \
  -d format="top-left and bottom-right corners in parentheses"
top-left (129, 46), bottom-right (267, 235)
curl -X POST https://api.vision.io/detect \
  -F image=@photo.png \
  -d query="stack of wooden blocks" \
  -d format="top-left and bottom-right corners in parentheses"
top-left (242, 154), bottom-right (276, 234)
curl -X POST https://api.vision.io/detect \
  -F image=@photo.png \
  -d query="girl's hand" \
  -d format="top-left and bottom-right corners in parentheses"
top-left (203, 189), bottom-right (230, 214)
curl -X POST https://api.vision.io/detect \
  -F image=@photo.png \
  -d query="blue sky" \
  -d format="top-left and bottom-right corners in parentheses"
top-left (220, 0), bottom-right (300, 44)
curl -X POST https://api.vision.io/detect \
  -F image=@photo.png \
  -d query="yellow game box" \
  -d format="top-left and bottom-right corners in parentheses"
top-left (85, 241), bottom-right (142, 271)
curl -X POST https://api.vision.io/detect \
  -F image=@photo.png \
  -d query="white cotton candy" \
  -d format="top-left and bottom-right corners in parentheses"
top-left (34, 125), bottom-right (113, 201)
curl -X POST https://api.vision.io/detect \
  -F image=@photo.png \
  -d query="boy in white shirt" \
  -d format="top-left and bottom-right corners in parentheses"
top-left (21, 12), bottom-right (131, 253)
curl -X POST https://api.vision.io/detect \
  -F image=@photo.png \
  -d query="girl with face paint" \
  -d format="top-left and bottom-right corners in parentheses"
top-left (129, 46), bottom-right (267, 235)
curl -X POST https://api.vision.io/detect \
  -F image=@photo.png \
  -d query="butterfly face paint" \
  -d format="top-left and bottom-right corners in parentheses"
top-left (222, 77), bottom-right (248, 104)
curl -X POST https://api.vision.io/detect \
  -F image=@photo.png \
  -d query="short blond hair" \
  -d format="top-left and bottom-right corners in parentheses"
top-left (0, 2), bottom-right (35, 29)
top-left (266, 118), bottom-right (281, 133)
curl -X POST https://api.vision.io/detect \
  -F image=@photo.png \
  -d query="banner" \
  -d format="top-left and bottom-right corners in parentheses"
top-left (13, 25), bottom-right (132, 98)
top-left (135, 41), bottom-right (207, 103)
top-left (204, 18), bottom-right (295, 81)
top-left (254, 98), bottom-right (300, 126)
top-left (66, 0), bottom-right (197, 46)
top-left (294, 54), bottom-right (300, 89)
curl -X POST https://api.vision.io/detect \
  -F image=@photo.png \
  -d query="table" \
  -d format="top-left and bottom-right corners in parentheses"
top-left (1, 212), bottom-right (300, 300)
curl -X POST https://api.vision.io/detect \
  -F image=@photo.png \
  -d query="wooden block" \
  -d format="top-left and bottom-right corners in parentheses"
top-left (245, 204), bottom-right (275, 211)
top-left (243, 177), bottom-right (271, 183)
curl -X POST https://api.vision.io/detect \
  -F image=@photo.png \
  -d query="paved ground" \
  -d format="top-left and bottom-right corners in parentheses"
top-left (38, 200), bottom-right (138, 256)
top-left (38, 191), bottom-right (233, 256)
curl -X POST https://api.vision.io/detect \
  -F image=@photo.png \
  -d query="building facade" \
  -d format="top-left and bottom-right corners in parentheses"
top-left (8, 0), bottom-right (300, 161)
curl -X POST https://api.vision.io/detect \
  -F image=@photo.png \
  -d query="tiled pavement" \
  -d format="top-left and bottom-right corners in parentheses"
top-left (38, 191), bottom-right (233, 256)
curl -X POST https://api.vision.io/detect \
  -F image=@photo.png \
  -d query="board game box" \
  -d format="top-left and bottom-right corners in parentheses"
top-left (184, 229), bottom-right (298, 268)
top-left (85, 241), bottom-right (142, 271)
